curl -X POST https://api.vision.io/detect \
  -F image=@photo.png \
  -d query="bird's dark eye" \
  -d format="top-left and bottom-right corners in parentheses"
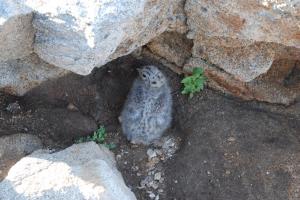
top-left (142, 74), bottom-right (146, 78)
top-left (152, 81), bottom-right (157, 85)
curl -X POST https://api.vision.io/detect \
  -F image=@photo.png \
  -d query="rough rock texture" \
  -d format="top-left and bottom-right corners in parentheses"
top-left (0, 54), bottom-right (69, 96)
top-left (168, 0), bottom-right (299, 104)
top-left (147, 31), bottom-right (193, 66)
top-left (23, 0), bottom-right (181, 75)
top-left (0, 134), bottom-right (42, 181)
top-left (0, 0), bottom-right (299, 105)
top-left (186, 0), bottom-right (300, 47)
top-left (184, 58), bottom-right (299, 105)
top-left (0, 142), bottom-right (137, 200)
top-left (185, 0), bottom-right (300, 80)
top-left (0, 1), bottom-right (68, 96)
top-left (0, 0), bottom-right (183, 95)
top-left (0, 1), bottom-right (34, 61)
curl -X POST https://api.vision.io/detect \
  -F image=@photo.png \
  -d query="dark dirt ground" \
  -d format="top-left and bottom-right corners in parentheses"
top-left (1, 55), bottom-right (300, 200)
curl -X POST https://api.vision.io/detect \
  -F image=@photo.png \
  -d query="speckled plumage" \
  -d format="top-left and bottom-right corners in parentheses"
top-left (120, 65), bottom-right (172, 144)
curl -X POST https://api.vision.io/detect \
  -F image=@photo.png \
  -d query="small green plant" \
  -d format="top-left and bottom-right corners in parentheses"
top-left (76, 126), bottom-right (116, 150)
top-left (181, 67), bottom-right (206, 98)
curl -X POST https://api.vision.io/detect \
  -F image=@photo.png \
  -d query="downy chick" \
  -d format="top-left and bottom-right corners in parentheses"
top-left (120, 65), bottom-right (172, 144)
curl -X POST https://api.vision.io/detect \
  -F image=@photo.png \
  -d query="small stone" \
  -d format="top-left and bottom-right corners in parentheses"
top-left (147, 149), bottom-right (157, 160)
top-left (159, 177), bottom-right (164, 183)
top-left (161, 136), bottom-right (181, 159)
top-left (124, 161), bottom-right (128, 165)
top-left (67, 103), bottom-right (78, 111)
top-left (174, 180), bottom-right (178, 183)
top-left (6, 102), bottom-right (21, 114)
top-left (227, 137), bottom-right (236, 142)
top-left (149, 192), bottom-right (156, 199)
top-left (207, 171), bottom-right (211, 175)
top-left (154, 172), bottom-right (162, 181)
top-left (140, 176), bottom-right (152, 188)
top-left (158, 189), bottom-right (164, 193)
top-left (131, 166), bottom-right (139, 171)
top-left (116, 154), bottom-right (122, 160)
top-left (131, 144), bottom-right (139, 148)
top-left (155, 194), bottom-right (160, 200)
top-left (155, 149), bottom-right (163, 156)
top-left (225, 170), bottom-right (231, 175)
top-left (150, 181), bottom-right (159, 190)
top-left (137, 172), bottom-right (142, 176)
top-left (148, 171), bottom-right (152, 176)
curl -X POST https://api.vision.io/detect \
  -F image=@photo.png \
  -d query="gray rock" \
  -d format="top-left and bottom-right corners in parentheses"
top-left (0, 134), bottom-right (42, 181)
top-left (0, 142), bottom-right (137, 200)
top-left (0, 54), bottom-right (69, 96)
top-left (29, 0), bottom-right (181, 75)
top-left (0, 1), bottom-right (34, 62)
top-left (0, 0), bottom-right (182, 84)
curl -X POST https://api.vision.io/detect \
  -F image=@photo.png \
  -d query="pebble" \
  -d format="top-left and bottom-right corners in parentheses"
top-left (154, 172), bottom-right (162, 181)
top-left (131, 166), bottom-right (139, 171)
top-left (140, 176), bottom-right (152, 188)
top-left (148, 171), bottom-right (155, 176)
top-left (159, 177), bottom-right (164, 183)
top-left (150, 181), bottom-right (159, 189)
top-left (227, 137), bottom-right (236, 142)
top-left (147, 149), bottom-right (157, 159)
top-left (6, 102), bottom-right (21, 113)
top-left (155, 149), bottom-right (163, 156)
top-left (67, 103), bottom-right (78, 111)
top-left (155, 195), bottom-right (160, 200)
top-left (149, 192), bottom-right (156, 199)
top-left (161, 136), bottom-right (180, 159)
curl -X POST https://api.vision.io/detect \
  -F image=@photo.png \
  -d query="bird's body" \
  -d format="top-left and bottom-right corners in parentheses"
top-left (120, 65), bottom-right (172, 144)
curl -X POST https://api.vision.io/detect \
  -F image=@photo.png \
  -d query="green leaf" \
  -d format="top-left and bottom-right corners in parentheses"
top-left (181, 67), bottom-right (206, 98)
top-left (181, 77), bottom-right (193, 84)
top-left (75, 126), bottom-right (109, 144)
top-left (193, 67), bottom-right (203, 76)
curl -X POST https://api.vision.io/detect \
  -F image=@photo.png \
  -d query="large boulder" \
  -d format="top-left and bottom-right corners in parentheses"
top-left (0, 142), bottom-right (137, 200)
top-left (0, 1), bottom-right (34, 62)
top-left (0, 134), bottom-right (42, 181)
top-left (185, 0), bottom-right (300, 82)
top-left (24, 0), bottom-right (182, 75)
top-left (0, 0), bottom-right (182, 95)
top-left (0, 1), bottom-right (69, 96)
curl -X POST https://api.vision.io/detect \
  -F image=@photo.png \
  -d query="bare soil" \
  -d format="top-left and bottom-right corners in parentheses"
top-left (1, 55), bottom-right (300, 199)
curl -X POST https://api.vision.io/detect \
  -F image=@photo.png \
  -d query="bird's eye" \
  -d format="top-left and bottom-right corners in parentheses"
top-left (142, 74), bottom-right (146, 78)
top-left (152, 81), bottom-right (157, 85)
